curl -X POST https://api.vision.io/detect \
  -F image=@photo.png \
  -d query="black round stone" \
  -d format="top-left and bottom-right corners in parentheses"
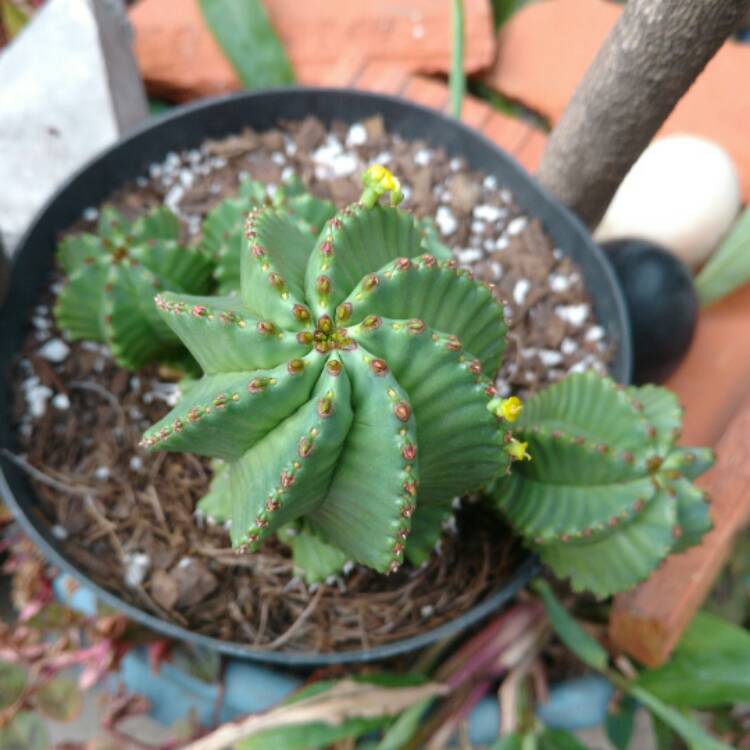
top-left (602, 238), bottom-right (698, 384)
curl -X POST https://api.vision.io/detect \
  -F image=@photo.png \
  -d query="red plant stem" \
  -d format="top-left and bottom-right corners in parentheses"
top-left (440, 601), bottom-right (545, 689)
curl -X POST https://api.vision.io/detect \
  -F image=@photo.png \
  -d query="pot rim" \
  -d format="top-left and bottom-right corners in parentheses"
top-left (0, 86), bottom-right (630, 666)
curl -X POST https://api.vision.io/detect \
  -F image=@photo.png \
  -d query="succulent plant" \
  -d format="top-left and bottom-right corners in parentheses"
top-left (491, 372), bottom-right (714, 598)
top-left (54, 205), bottom-right (214, 369)
top-left (200, 177), bottom-right (337, 294)
top-left (141, 167), bottom-right (510, 574)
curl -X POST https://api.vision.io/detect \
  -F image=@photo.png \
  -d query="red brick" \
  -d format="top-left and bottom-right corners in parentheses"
top-left (482, 0), bottom-right (750, 200)
top-left (130, 0), bottom-right (496, 101)
top-left (456, 95), bottom-right (493, 131)
top-left (481, 111), bottom-right (533, 158)
top-left (401, 76), bottom-right (450, 112)
top-left (354, 62), bottom-right (410, 96)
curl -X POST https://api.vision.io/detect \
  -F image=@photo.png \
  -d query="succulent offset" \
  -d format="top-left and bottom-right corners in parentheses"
top-left (141, 168), bottom-right (511, 574)
top-left (200, 177), bottom-right (337, 294)
top-left (54, 206), bottom-right (214, 369)
top-left (491, 372), bottom-right (713, 597)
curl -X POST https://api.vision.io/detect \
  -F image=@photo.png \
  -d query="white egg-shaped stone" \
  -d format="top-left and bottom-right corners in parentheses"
top-left (594, 135), bottom-right (741, 269)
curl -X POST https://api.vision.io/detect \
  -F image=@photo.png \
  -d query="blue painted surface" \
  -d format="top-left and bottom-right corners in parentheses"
top-left (54, 575), bottom-right (612, 735)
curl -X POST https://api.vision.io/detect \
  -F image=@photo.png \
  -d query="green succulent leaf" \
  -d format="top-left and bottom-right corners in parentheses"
top-left (496, 374), bottom-right (713, 597)
top-left (227, 360), bottom-right (353, 549)
top-left (54, 206), bottom-right (214, 369)
top-left (143, 352), bottom-right (325, 461)
top-left (155, 292), bottom-right (309, 374)
top-left (279, 525), bottom-right (348, 583)
top-left (304, 204), bottom-right (426, 316)
top-left (242, 208), bottom-right (316, 329)
top-left (353, 318), bottom-right (505, 503)
top-left (309, 350), bottom-right (418, 572)
top-left (344, 256), bottom-right (506, 377)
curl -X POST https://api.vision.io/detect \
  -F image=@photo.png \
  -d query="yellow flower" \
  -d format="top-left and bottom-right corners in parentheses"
top-left (361, 164), bottom-right (404, 207)
top-left (487, 396), bottom-right (523, 422)
top-left (500, 396), bottom-right (523, 422)
top-left (507, 438), bottom-right (532, 462)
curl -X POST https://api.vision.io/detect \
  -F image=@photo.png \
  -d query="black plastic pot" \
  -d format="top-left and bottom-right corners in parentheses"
top-left (0, 88), bottom-right (631, 667)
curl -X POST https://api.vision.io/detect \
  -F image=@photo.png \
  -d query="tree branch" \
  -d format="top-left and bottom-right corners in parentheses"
top-left (537, 0), bottom-right (750, 228)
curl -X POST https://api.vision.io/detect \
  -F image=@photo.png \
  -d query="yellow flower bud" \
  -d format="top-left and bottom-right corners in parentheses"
top-left (507, 438), bottom-right (532, 462)
top-left (500, 396), bottom-right (523, 422)
top-left (487, 395), bottom-right (523, 422)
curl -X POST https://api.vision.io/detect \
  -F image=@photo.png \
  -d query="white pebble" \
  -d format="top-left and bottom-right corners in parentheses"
top-left (38, 338), bottom-right (70, 363)
top-left (271, 152), bottom-right (285, 166)
top-left (449, 157), bottom-right (462, 172)
top-left (94, 466), bottom-right (110, 481)
top-left (561, 338), bottom-right (578, 355)
top-left (52, 393), bottom-right (70, 410)
top-left (457, 248), bottom-right (483, 264)
top-left (342, 561), bottom-right (355, 576)
top-left (556, 304), bottom-right (589, 326)
top-left (83, 207), bottom-right (99, 221)
top-left (414, 148), bottom-right (432, 167)
top-left (164, 184), bottom-right (184, 213)
top-left (473, 204), bottom-right (505, 223)
top-left (345, 123), bottom-right (368, 147)
top-left (421, 605), bottom-right (435, 618)
top-left (506, 216), bottom-right (528, 236)
top-left (281, 165), bottom-right (295, 182)
top-left (124, 552), bottom-right (150, 588)
top-left (51, 524), bottom-right (68, 540)
top-left (495, 235), bottom-right (509, 251)
top-left (585, 326), bottom-right (605, 342)
top-left (549, 274), bottom-right (570, 292)
top-left (26, 385), bottom-right (52, 418)
top-left (513, 279), bottom-right (531, 306)
top-left (436, 205), bottom-right (458, 236)
top-left (483, 175), bottom-right (498, 190)
top-left (539, 350), bottom-right (564, 367)
top-left (470, 220), bottom-right (486, 235)
top-left (129, 456), bottom-right (144, 471)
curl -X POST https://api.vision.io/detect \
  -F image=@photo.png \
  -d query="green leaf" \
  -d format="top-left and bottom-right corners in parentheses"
top-left (635, 611), bottom-right (750, 707)
top-left (279, 525), bottom-right (348, 583)
top-left (143, 352), bottom-right (325, 461)
top-left (0, 712), bottom-right (50, 750)
top-left (1, 1), bottom-right (29, 39)
top-left (155, 292), bottom-right (309, 374)
top-left (374, 699), bottom-right (431, 750)
top-left (304, 204), bottom-right (427, 317)
top-left (198, 0), bottom-right (295, 89)
top-left (35, 676), bottom-right (82, 722)
top-left (353, 319), bottom-right (505, 505)
top-left (241, 208), bottom-right (316, 330)
top-left (0, 661), bottom-right (26, 709)
top-left (450, 0), bottom-right (465, 119)
top-left (310, 349), bottom-right (418, 573)
top-left (489, 734), bottom-right (523, 750)
top-left (238, 677), bottom-right (437, 750)
top-left (538, 728), bottom-right (588, 750)
top-left (630, 685), bottom-right (733, 750)
top-left (606, 695), bottom-right (637, 750)
top-left (227, 359), bottom-right (353, 550)
top-left (533, 489), bottom-right (677, 598)
top-left (534, 580), bottom-right (608, 671)
top-left (344, 256), bottom-right (507, 377)
top-left (695, 205), bottom-right (750, 307)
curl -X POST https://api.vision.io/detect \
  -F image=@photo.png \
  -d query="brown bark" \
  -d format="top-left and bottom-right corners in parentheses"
top-left (536, 0), bottom-right (750, 228)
